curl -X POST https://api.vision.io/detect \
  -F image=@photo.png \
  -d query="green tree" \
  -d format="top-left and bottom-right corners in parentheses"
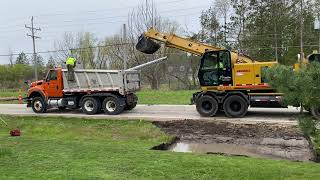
top-left (35, 54), bottom-right (45, 67)
top-left (15, 52), bottom-right (29, 65)
top-left (229, 0), bottom-right (316, 64)
top-left (265, 62), bottom-right (320, 110)
top-left (46, 56), bottom-right (55, 69)
top-left (199, 6), bottom-right (221, 45)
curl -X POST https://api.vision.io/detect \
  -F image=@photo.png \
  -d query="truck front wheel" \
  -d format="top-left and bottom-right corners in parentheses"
top-left (103, 96), bottom-right (125, 115)
top-left (31, 97), bottom-right (47, 113)
top-left (81, 97), bottom-right (101, 115)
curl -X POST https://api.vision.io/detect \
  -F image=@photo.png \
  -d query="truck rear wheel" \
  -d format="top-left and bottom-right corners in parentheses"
top-left (196, 95), bottom-right (219, 117)
top-left (81, 97), bottom-right (101, 115)
top-left (223, 95), bottom-right (248, 118)
top-left (31, 97), bottom-right (47, 113)
top-left (103, 96), bottom-right (125, 115)
top-left (125, 102), bottom-right (137, 111)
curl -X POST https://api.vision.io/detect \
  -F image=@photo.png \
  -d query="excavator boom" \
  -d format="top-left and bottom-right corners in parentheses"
top-left (136, 28), bottom-right (222, 56)
top-left (136, 28), bottom-right (254, 63)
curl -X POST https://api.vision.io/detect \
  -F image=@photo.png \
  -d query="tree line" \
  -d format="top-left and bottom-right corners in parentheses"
top-left (3, 0), bottom-right (320, 90)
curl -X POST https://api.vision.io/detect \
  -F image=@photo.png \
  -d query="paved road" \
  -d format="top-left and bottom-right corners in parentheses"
top-left (0, 104), bottom-right (301, 125)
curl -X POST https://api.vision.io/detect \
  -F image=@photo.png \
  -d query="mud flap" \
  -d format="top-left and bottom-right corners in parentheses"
top-left (136, 35), bottom-right (160, 54)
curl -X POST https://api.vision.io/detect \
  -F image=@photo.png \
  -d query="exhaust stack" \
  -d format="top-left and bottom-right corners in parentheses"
top-left (136, 35), bottom-right (160, 54)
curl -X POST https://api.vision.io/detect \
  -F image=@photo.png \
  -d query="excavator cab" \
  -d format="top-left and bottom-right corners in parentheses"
top-left (198, 50), bottom-right (233, 86)
top-left (136, 35), bottom-right (161, 54)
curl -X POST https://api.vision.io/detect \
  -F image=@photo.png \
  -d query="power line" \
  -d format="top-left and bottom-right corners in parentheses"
top-left (0, 42), bottom-right (133, 57)
top-left (1, 43), bottom-right (320, 58)
top-left (0, 2), bottom-right (209, 31)
top-left (0, 0), bottom-right (189, 29)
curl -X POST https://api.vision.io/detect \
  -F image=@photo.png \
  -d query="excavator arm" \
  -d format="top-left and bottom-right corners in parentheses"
top-left (136, 28), bottom-right (222, 56)
top-left (136, 28), bottom-right (254, 63)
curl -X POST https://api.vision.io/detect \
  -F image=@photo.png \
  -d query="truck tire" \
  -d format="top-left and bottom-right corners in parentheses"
top-left (31, 97), bottom-right (47, 113)
top-left (81, 97), bottom-right (100, 115)
top-left (125, 102), bottom-right (137, 111)
top-left (196, 95), bottom-right (219, 117)
top-left (223, 95), bottom-right (248, 118)
top-left (103, 96), bottom-right (125, 115)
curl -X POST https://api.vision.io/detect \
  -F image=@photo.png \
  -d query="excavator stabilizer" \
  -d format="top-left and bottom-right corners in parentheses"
top-left (136, 35), bottom-right (160, 54)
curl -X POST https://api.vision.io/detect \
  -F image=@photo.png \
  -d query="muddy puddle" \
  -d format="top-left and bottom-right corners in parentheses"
top-left (153, 120), bottom-right (316, 162)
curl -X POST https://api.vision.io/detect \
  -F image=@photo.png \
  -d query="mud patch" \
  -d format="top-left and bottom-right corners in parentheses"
top-left (153, 120), bottom-right (316, 162)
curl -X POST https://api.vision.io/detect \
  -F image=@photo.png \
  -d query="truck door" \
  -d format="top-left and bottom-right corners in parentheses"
top-left (45, 70), bottom-right (63, 98)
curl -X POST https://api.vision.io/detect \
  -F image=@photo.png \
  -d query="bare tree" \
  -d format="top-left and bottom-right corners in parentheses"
top-left (8, 48), bottom-right (14, 66)
top-left (53, 32), bottom-right (98, 69)
top-left (215, 0), bottom-right (231, 45)
top-left (54, 32), bottom-right (78, 65)
top-left (126, 0), bottom-right (180, 89)
top-left (230, 0), bottom-right (251, 50)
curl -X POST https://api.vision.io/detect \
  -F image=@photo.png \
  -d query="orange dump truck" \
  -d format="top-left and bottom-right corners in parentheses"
top-left (26, 68), bottom-right (140, 115)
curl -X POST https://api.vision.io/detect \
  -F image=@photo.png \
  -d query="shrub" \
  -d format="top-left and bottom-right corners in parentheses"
top-left (265, 62), bottom-right (320, 109)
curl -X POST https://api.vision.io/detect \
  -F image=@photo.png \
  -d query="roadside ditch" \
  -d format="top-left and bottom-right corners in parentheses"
top-left (152, 120), bottom-right (317, 162)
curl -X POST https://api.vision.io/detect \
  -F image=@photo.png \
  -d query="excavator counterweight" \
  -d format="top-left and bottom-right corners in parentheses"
top-left (136, 35), bottom-right (161, 54)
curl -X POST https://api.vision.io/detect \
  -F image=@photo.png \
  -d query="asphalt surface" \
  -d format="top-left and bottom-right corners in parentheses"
top-left (0, 104), bottom-right (301, 125)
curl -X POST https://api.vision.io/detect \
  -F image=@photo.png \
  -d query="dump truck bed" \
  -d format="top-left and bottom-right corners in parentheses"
top-left (62, 69), bottom-right (140, 95)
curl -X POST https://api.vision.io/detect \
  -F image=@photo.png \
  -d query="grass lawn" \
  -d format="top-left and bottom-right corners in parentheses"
top-left (136, 90), bottom-right (195, 105)
top-left (0, 91), bottom-right (26, 98)
top-left (0, 116), bottom-right (320, 179)
top-left (0, 90), bottom-right (196, 105)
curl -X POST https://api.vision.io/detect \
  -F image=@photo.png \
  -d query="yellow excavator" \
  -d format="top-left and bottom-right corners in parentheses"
top-left (136, 28), bottom-right (319, 118)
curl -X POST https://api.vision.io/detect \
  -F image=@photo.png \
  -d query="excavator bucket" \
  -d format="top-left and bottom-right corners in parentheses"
top-left (136, 35), bottom-right (160, 54)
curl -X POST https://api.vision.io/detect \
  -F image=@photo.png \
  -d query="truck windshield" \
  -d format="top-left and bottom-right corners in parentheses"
top-left (46, 70), bottom-right (57, 81)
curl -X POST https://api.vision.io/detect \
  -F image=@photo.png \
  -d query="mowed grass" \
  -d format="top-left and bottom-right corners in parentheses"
top-left (0, 116), bottom-right (320, 179)
top-left (0, 91), bottom-right (25, 98)
top-left (136, 90), bottom-right (195, 105)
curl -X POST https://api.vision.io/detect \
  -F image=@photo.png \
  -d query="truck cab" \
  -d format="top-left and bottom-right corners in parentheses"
top-left (27, 68), bottom-right (64, 102)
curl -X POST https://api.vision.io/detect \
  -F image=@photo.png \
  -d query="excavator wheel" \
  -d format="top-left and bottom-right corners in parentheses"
top-left (136, 35), bottom-right (160, 54)
top-left (223, 95), bottom-right (248, 118)
top-left (196, 95), bottom-right (219, 117)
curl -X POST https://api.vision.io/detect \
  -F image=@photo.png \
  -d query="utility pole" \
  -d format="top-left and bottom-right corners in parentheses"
top-left (300, 0), bottom-right (304, 62)
top-left (123, 24), bottom-right (127, 70)
top-left (25, 16), bottom-right (41, 80)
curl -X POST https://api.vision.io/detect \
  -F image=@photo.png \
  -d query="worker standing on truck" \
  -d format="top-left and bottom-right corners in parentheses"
top-left (66, 56), bottom-right (77, 81)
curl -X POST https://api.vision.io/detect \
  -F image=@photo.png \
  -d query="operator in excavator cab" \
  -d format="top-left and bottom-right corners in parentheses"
top-left (66, 54), bottom-right (77, 81)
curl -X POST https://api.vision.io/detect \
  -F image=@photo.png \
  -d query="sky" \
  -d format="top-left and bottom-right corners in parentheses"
top-left (0, 0), bottom-right (214, 64)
